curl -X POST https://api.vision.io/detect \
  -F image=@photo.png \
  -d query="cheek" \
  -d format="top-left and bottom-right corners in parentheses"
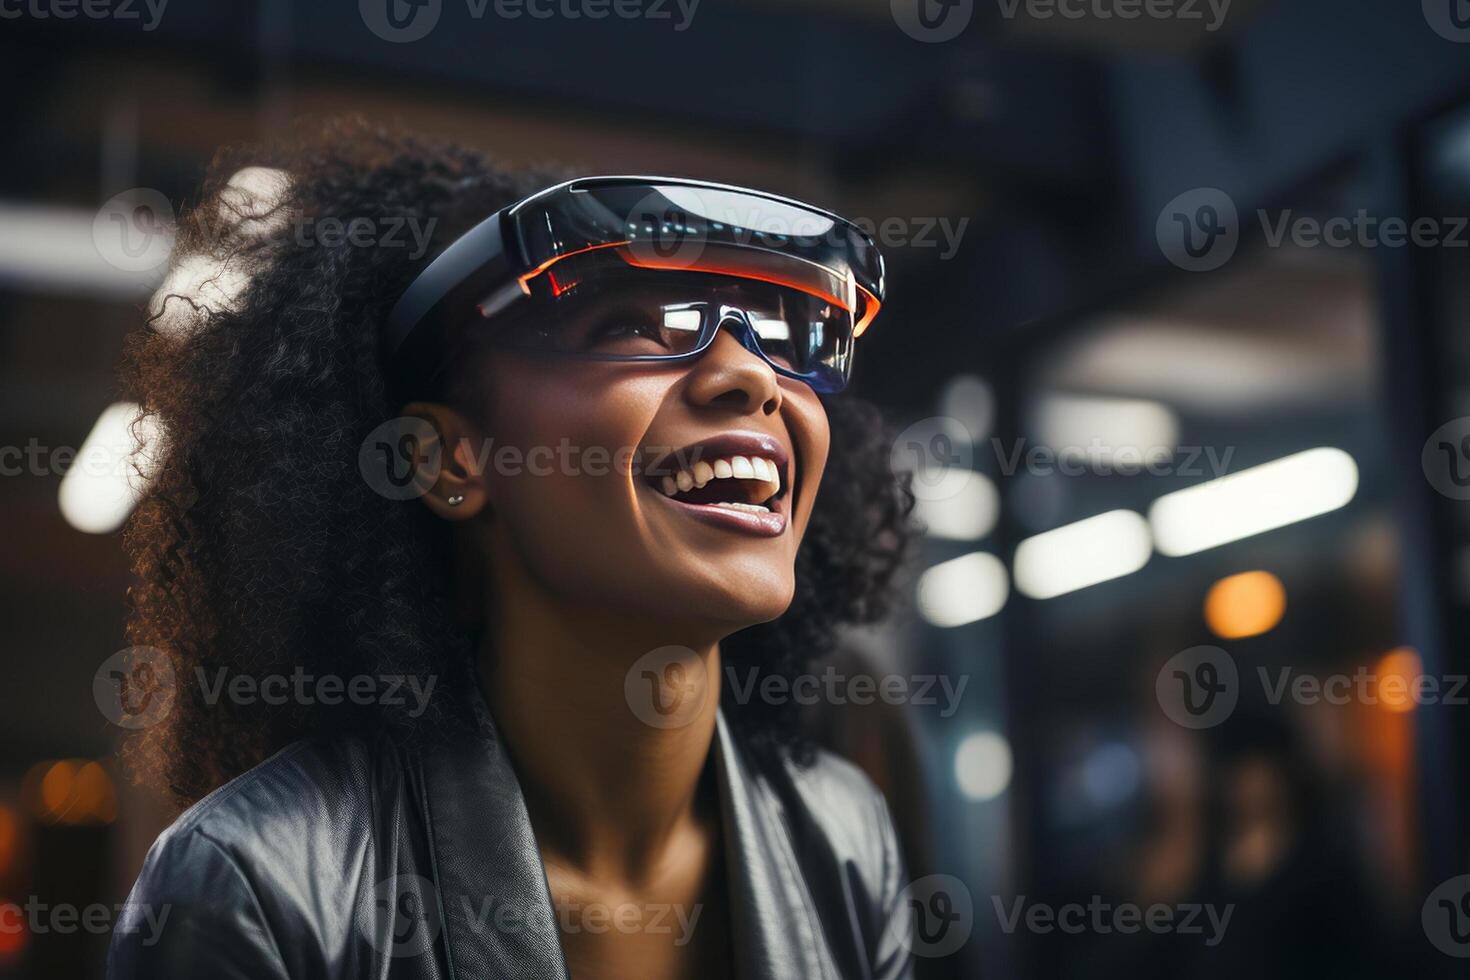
top-left (788, 396), bottom-right (832, 544)
top-left (475, 363), bottom-right (668, 579)
top-left (485, 368), bottom-right (661, 498)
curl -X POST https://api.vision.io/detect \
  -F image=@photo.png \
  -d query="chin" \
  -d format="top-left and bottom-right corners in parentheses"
top-left (705, 576), bottom-right (796, 631)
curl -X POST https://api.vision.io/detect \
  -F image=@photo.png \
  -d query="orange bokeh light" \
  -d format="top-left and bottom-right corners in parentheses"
top-left (1204, 570), bottom-right (1287, 639)
top-left (22, 759), bottom-right (117, 826)
top-left (0, 806), bottom-right (15, 875)
top-left (0, 898), bottom-right (26, 961)
top-left (1375, 647), bottom-right (1423, 714)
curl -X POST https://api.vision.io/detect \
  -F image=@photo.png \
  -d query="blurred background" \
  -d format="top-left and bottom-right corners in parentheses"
top-left (4, 0), bottom-right (1470, 976)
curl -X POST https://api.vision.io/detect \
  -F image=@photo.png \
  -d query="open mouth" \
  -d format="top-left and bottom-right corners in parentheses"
top-left (642, 434), bottom-right (793, 535)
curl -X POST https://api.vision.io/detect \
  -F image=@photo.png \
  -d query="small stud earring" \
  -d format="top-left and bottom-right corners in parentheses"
top-left (446, 494), bottom-right (465, 506)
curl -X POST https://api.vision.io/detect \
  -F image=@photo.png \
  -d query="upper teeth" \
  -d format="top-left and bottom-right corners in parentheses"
top-left (659, 455), bottom-right (783, 499)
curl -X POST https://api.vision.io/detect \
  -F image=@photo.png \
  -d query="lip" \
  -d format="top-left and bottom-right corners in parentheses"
top-left (640, 431), bottom-right (794, 538)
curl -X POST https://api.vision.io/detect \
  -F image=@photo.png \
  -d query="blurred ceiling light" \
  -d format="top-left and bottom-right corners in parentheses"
top-left (913, 473), bottom-right (1000, 541)
top-left (917, 552), bottom-right (1009, 627)
top-left (218, 166), bottom-right (291, 237)
top-left (1375, 647), bottom-right (1423, 714)
top-left (149, 253), bottom-right (255, 338)
top-left (955, 731), bottom-right (1013, 802)
top-left (1013, 509), bottom-right (1152, 599)
top-left (58, 401), bottom-right (163, 535)
top-left (1047, 314), bottom-right (1374, 414)
top-left (1033, 393), bottom-right (1179, 466)
top-left (149, 166), bottom-right (288, 337)
top-left (1204, 570), bottom-right (1287, 639)
top-left (1149, 447), bottom-right (1359, 557)
top-left (939, 374), bottom-right (995, 440)
top-left (0, 202), bottom-right (170, 298)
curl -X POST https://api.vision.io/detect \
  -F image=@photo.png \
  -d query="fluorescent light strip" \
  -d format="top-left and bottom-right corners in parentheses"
top-left (1149, 447), bottom-right (1358, 557)
top-left (1014, 509), bottom-right (1152, 599)
top-left (916, 552), bottom-right (1009, 627)
top-left (0, 202), bottom-right (170, 298)
top-left (912, 473), bottom-right (1000, 541)
top-left (1033, 393), bottom-right (1179, 466)
top-left (58, 402), bottom-right (162, 535)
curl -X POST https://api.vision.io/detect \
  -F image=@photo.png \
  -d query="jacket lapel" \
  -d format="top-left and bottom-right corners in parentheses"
top-left (713, 713), bottom-right (840, 980)
top-left (419, 704), bottom-right (834, 980)
top-left (419, 708), bottom-right (571, 980)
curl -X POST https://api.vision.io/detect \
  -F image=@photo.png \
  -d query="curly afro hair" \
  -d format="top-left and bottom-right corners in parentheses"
top-left (120, 117), bottom-right (912, 809)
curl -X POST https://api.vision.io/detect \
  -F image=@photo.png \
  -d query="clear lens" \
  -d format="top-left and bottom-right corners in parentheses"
top-left (492, 249), bottom-right (855, 388)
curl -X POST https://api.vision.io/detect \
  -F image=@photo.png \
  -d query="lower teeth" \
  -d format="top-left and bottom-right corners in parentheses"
top-left (710, 501), bottom-right (769, 513)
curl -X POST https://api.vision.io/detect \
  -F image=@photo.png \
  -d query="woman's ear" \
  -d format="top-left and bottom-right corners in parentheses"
top-left (402, 401), bottom-right (491, 521)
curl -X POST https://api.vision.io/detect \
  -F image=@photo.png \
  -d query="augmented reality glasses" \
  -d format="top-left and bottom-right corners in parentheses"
top-left (383, 176), bottom-right (886, 395)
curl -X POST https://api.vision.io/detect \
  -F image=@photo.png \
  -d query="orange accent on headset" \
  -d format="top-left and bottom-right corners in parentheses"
top-left (615, 248), bottom-right (882, 337)
top-left (519, 241), bottom-right (882, 337)
top-left (514, 240), bottom-right (632, 295)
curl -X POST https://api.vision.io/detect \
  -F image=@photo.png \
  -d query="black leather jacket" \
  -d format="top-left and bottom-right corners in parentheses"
top-left (107, 709), bottom-right (915, 979)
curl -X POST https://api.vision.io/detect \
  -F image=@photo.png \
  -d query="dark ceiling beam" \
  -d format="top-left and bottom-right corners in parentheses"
top-left (4, 0), bottom-right (1110, 192)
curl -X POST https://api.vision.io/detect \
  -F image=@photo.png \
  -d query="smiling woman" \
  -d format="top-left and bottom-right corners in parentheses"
top-left (106, 118), bottom-right (914, 980)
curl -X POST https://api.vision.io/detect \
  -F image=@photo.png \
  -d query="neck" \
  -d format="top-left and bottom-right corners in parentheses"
top-left (477, 566), bottom-right (724, 884)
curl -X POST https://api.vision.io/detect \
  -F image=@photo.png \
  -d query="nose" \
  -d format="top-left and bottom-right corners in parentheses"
top-left (682, 318), bottom-right (783, 417)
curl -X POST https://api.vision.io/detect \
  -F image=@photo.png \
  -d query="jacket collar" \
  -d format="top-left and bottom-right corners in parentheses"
top-left (419, 702), bottom-right (828, 980)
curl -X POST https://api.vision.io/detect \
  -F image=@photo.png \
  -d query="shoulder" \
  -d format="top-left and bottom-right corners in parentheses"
top-left (110, 734), bottom-right (396, 980)
top-left (143, 734), bottom-right (386, 895)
